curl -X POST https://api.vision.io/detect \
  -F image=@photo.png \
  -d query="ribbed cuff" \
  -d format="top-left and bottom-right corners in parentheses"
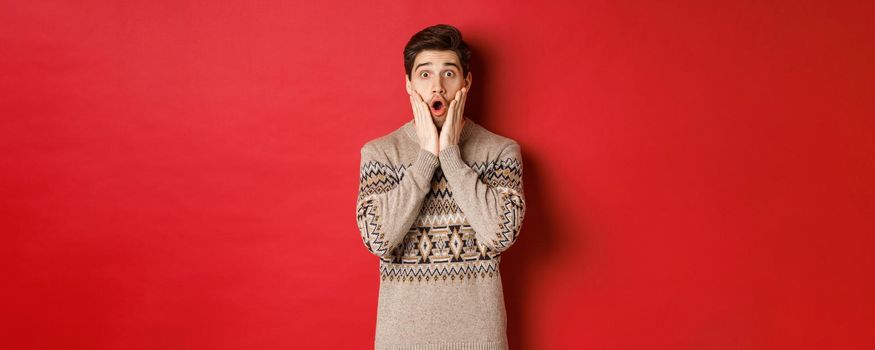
top-left (410, 148), bottom-right (440, 181)
top-left (376, 341), bottom-right (508, 349)
top-left (438, 144), bottom-right (468, 172)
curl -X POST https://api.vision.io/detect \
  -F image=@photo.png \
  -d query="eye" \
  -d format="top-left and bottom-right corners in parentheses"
top-left (419, 71), bottom-right (429, 78)
top-left (443, 71), bottom-right (454, 77)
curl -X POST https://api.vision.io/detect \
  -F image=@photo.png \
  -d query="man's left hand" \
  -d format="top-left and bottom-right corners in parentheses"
top-left (439, 87), bottom-right (467, 150)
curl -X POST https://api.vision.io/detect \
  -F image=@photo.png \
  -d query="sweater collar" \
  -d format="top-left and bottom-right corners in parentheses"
top-left (403, 117), bottom-right (476, 144)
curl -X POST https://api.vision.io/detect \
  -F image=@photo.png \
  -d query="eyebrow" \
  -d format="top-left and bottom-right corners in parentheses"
top-left (415, 62), bottom-right (461, 71)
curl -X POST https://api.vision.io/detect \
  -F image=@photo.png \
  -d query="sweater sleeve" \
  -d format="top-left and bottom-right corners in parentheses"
top-left (356, 144), bottom-right (440, 258)
top-left (438, 142), bottom-right (526, 254)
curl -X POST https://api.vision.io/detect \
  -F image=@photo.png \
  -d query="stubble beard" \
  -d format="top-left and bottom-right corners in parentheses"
top-left (432, 115), bottom-right (445, 130)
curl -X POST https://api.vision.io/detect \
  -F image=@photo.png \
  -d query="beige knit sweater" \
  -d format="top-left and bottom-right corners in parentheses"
top-left (356, 117), bottom-right (526, 350)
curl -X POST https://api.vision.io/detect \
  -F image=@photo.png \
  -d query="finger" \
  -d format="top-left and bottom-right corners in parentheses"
top-left (457, 94), bottom-right (463, 120)
top-left (419, 99), bottom-right (429, 121)
top-left (414, 95), bottom-right (426, 127)
top-left (410, 94), bottom-right (420, 123)
top-left (456, 97), bottom-right (462, 122)
top-left (415, 92), bottom-right (426, 115)
top-left (409, 94), bottom-right (416, 118)
top-left (449, 100), bottom-right (458, 124)
top-left (457, 88), bottom-right (465, 121)
top-left (414, 92), bottom-right (427, 117)
top-left (421, 103), bottom-right (432, 131)
top-left (460, 87), bottom-right (467, 118)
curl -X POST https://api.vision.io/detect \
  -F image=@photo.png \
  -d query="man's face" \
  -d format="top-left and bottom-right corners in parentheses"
top-left (405, 49), bottom-right (472, 128)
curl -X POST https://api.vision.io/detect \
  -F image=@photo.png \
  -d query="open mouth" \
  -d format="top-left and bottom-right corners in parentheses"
top-left (430, 100), bottom-right (445, 114)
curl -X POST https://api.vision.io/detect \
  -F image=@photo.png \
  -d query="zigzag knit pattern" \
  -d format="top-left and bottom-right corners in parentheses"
top-left (357, 156), bottom-right (524, 283)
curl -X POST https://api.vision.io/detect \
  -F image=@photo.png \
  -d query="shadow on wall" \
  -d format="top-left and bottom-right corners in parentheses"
top-left (466, 36), bottom-right (595, 350)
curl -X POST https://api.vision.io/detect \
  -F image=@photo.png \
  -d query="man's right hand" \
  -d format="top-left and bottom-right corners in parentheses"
top-left (410, 91), bottom-right (440, 156)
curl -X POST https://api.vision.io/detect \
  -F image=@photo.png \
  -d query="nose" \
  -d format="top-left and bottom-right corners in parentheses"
top-left (431, 79), bottom-right (445, 95)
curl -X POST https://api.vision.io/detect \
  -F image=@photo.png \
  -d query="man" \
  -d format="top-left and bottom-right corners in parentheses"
top-left (356, 24), bottom-right (525, 350)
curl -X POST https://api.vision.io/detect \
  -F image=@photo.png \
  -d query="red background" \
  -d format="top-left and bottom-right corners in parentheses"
top-left (3, 1), bottom-right (873, 349)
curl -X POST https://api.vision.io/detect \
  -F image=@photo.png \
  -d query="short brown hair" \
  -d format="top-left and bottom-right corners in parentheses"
top-left (403, 24), bottom-right (471, 80)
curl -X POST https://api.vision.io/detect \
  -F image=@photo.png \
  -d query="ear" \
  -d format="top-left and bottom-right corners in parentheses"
top-left (465, 72), bottom-right (473, 90)
top-left (405, 74), bottom-right (412, 94)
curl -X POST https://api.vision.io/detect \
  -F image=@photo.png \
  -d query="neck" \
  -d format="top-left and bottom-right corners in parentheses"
top-left (406, 117), bottom-right (474, 143)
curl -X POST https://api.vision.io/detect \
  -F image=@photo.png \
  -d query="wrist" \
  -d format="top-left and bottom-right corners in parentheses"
top-left (438, 144), bottom-right (467, 171)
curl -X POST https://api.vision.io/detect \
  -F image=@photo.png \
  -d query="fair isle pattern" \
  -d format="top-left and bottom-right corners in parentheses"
top-left (380, 257), bottom-right (501, 283)
top-left (357, 160), bottom-right (408, 201)
top-left (376, 168), bottom-right (501, 265)
top-left (357, 198), bottom-right (388, 256)
top-left (469, 157), bottom-right (523, 193)
top-left (490, 189), bottom-right (525, 252)
top-left (470, 157), bottom-right (525, 253)
top-left (357, 156), bottom-right (523, 282)
top-left (356, 160), bottom-right (409, 256)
